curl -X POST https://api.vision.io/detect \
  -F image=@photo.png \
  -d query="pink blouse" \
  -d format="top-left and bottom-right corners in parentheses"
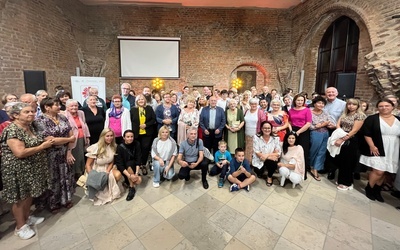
top-left (289, 108), bottom-right (312, 128)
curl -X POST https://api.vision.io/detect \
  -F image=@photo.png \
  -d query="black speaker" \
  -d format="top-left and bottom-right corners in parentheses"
top-left (23, 70), bottom-right (47, 94)
top-left (336, 73), bottom-right (356, 99)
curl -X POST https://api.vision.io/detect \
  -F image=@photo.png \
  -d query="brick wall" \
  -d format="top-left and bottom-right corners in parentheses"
top-left (1, 0), bottom-right (399, 102)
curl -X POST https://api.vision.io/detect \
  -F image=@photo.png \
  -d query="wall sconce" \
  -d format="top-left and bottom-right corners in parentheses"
top-left (232, 78), bottom-right (243, 89)
top-left (152, 78), bottom-right (164, 90)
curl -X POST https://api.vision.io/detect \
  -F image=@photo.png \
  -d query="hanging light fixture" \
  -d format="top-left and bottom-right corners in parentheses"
top-left (232, 78), bottom-right (243, 90)
top-left (152, 78), bottom-right (164, 90)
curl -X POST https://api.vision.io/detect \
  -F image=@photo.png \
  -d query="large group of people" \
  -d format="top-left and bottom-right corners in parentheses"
top-left (1, 83), bottom-right (400, 241)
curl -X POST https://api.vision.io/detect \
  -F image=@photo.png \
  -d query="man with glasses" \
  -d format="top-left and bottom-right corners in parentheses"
top-left (121, 83), bottom-right (135, 110)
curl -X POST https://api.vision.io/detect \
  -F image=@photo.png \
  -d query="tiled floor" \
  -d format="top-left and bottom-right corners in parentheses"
top-left (1, 168), bottom-right (400, 250)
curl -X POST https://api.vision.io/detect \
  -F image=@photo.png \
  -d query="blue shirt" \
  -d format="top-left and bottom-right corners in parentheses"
top-left (229, 158), bottom-right (251, 175)
top-left (214, 150), bottom-right (232, 164)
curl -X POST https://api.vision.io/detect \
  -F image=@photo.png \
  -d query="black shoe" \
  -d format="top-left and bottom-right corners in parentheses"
top-left (141, 166), bottom-right (148, 176)
top-left (373, 185), bottom-right (384, 203)
top-left (353, 173), bottom-right (361, 180)
top-left (365, 183), bottom-right (376, 201)
top-left (185, 175), bottom-right (190, 181)
top-left (391, 190), bottom-right (400, 199)
top-left (126, 187), bottom-right (136, 201)
top-left (203, 181), bottom-right (209, 189)
top-left (327, 171), bottom-right (335, 180)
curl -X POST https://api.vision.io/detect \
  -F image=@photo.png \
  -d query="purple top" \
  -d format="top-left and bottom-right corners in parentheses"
top-left (289, 108), bottom-right (312, 128)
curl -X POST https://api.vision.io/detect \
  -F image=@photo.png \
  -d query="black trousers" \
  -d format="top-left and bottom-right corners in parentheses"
top-left (178, 158), bottom-right (209, 182)
top-left (137, 134), bottom-right (153, 165)
top-left (203, 129), bottom-right (222, 155)
top-left (292, 126), bottom-right (310, 179)
top-left (335, 137), bottom-right (359, 186)
top-left (209, 164), bottom-right (229, 179)
top-left (253, 159), bottom-right (277, 178)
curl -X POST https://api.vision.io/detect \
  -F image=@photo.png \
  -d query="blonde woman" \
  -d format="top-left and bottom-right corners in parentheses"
top-left (151, 125), bottom-right (178, 187)
top-left (177, 96), bottom-right (199, 145)
top-left (333, 98), bottom-right (366, 190)
top-left (85, 128), bottom-right (123, 205)
top-left (240, 90), bottom-right (252, 114)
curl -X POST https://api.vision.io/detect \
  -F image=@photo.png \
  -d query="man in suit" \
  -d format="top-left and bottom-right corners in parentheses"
top-left (200, 95), bottom-right (226, 154)
top-left (121, 83), bottom-right (135, 110)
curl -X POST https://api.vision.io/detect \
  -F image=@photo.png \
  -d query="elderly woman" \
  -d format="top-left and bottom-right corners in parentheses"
top-left (104, 94), bottom-right (131, 145)
top-left (278, 132), bottom-right (305, 188)
top-left (131, 94), bottom-right (156, 175)
top-left (239, 90), bottom-right (252, 113)
top-left (244, 97), bottom-right (266, 163)
top-left (1, 103), bottom-right (53, 239)
top-left (85, 128), bottom-right (123, 205)
top-left (83, 95), bottom-right (106, 145)
top-left (224, 99), bottom-right (245, 154)
top-left (65, 99), bottom-right (90, 180)
top-left (333, 98), bottom-right (366, 190)
top-left (360, 99), bottom-right (400, 202)
top-left (288, 94), bottom-right (312, 179)
top-left (35, 97), bottom-right (76, 213)
top-left (177, 96), bottom-right (200, 145)
top-left (82, 87), bottom-right (107, 112)
top-left (252, 121), bottom-right (281, 186)
top-left (151, 125), bottom-right (178, 188)
top-left (267, 99), bottom-right (289, 142)
top-left (309, 96), bottom-right (335, 181)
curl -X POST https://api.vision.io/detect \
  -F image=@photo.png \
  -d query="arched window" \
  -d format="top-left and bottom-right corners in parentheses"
top-left (315, 16), bottom-right (360, 94)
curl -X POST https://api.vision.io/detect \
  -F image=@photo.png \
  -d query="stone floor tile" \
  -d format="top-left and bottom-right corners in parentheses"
top-left (282, 218), bottom-right (326, 250)
top-left (236, 219), bottom-right (280, 250)
top-left (121, 239), bottom-right (146, 250)
top-left (226, 193), bottom-right (261, 217)
top-left (209, 205), bottom-right (249, 236)
top-left (151, 194), bottom-right (187, 219)
top-left (372, 234), bottom-right (400, 250)
top-left (125, 206), bottom-right (164, 238)
top-left (89, 221), bottom-right (136, 250)
top-left (138, 185), bottom-right (173, 205)
top-left (172, 238), bottom-right (198, 250)
top-left (206, 185), bottom-right (238, 204)
top-left (112, 195), bottom-right (150, 219)
top-left (263, 192), bottom-right (299, 217)
top-left (69, 239), bottom-right (93, 250)
top-left (327, 218), bottom-right (372, 250)
top-left (139, 221), bottom-right (184, 250)
top-left (251, 205), bottom-right (290, 235)
top-left (274, 237), bottom-right (303, 250)
top-left (335, 191), bottom-right (371, 215)
top-left (224, 237), bottom-right (251, 250)
top-left (39, 221), bottom-right (88, 250)
top-left (371, 217), bottom-right (400, 245)
top-left (332, 202), bottom-right (371, 233)
top-left (79, 205), bottom-right (122, 238)
top-left (323, 236), bottom-right (357, 250)
top-left (273, 185), bottom-right (304, 202)
top-left (305, 182), bottom-right (337, 203)
top-left (189, 193), bottom-right (224, 218)
top-left (173, 185), bottom-right (206, 204)
top-left (370, 202), bottom-right (400, 227)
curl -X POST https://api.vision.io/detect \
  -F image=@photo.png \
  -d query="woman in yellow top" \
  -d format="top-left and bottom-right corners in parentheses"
top-left (130, 94), bottom-right (156, 175)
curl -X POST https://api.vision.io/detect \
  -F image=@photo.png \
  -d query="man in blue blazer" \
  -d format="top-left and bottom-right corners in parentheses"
top-left (200, 95), bottom-right (226, 155)
top-left (155, 92), bottom-right (180, 140)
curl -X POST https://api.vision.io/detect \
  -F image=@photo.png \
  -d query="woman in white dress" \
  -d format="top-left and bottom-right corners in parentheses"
top-left (85, 128), bottom-right (123, 205)
top-left (360, 98), bottom-right (400, 202)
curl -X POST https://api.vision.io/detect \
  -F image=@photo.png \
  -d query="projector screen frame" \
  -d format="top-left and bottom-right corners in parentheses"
top-left (118, 36), bottom-right (181, 80)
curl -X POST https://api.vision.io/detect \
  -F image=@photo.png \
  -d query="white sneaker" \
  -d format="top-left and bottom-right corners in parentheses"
top-left (337, 184), bottom-right (353, 191)
top-left (14, 224), bottom-right (35, 240)
top-left (26, 216), bottom-right (44, 226)
top-left (292, 183), bottom-right (297, 189)
top-left (153, 182), bottom-right (160, 188)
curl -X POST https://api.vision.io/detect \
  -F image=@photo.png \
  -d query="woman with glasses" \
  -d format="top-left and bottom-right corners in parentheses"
top-left (104, 94), bottom-right (131, 145)
top-left (130, 94), bottom-right (156, 175)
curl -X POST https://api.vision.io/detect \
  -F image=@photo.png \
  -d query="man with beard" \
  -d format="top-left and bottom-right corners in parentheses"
top-left (143, 87), bottom-right (158, 111)
top-left (121, 83), bottom-right (135, 110)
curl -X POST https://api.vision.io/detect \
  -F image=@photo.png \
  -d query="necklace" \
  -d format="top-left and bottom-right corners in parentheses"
top-left (45, 114), bottom-right (59, 125)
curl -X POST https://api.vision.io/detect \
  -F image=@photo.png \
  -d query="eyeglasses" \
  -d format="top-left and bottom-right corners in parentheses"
top-left (262, 127), bottom-right (271, 130)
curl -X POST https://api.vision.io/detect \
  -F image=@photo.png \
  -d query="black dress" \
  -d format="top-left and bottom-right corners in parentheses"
top-left (83, 106), bottom-right (105, 145)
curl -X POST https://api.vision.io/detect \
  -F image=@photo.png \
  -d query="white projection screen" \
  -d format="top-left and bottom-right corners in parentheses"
top-left (118, 36), bottom-right (180, 79)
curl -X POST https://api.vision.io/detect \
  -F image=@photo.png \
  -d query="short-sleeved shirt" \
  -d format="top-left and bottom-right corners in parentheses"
top-left (214, 150), bottom-right (232, 163)
top-left (340, 112), bottom-right (366, 132)
top-left (179, 138), bottom-right (204, 163)
top-left (229, 158), bottom-right (251, 177)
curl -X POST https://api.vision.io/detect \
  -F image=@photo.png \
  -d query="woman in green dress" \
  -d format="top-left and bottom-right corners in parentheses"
top-left (224, 99), bottom-right (245, 154)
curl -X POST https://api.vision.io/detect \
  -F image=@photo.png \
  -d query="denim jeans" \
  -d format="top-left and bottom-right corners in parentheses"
top-left (309, 130), bottom-right (329, 171)
top-left (153, 160), bottom-right (175, 183)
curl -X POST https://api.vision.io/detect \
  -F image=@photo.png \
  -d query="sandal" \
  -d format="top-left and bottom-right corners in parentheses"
top-left (50, 207), bottom-right (61, 214)
top-left (310, 171), bottom-right (321, 181)
top-left (64, 202), bottom-right (73, 209)
top-left (266, 178), bottom-right (273, 187)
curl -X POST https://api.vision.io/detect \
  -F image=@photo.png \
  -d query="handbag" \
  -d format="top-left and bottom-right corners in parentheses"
top-left (203, 147), bottom-right (214, 161)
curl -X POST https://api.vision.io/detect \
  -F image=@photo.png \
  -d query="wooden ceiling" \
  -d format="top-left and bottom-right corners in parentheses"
top-left (78, 0), bottom-right (304, 9)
